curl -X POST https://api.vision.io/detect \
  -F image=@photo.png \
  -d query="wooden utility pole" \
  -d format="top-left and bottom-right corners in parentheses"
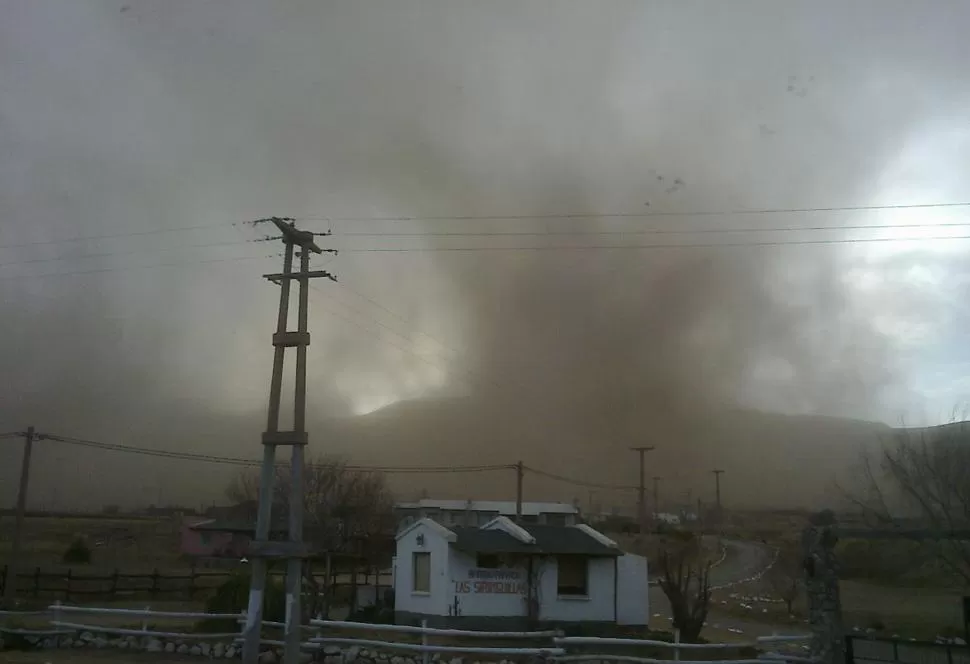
top-left (629, 446), bottom-right (655, 535)
top-left (3, 427), bottom-right (34, 603)
top-left (242, 218), bottom-right (335, 664)
top-left (515, 461), bottom-right (524, 522)
top-left (712, 469), bottom-right (724, 521)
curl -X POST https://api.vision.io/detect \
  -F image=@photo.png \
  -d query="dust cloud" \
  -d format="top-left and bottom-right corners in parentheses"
top-left (2, 0), bottom-right (965, 511)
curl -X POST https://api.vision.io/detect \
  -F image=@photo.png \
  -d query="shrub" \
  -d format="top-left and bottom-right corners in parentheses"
top-left (62, 537), bottom-right (92, 564)
top-left (197, 571), bottom-right (286, 633)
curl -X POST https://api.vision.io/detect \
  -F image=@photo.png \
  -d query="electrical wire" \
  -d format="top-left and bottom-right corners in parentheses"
top-left (333, 220), bottom-right (970, 238)
top-left (332, 232), bottom-right (970, 253)
top-left (0, 238), bottom-right (269, 270)
top-left (297, 200), bottom-right (970, 224)
top-left (522, 465), bottom-right (636, 491)
top-left (0, 251), bottom-right (278, 282)
top-left (39, 433), bottom-right (513, 474)
top-left (0, 431), bottom-right (25, 439)
top-left (0, 221), bottom-right (238, 251)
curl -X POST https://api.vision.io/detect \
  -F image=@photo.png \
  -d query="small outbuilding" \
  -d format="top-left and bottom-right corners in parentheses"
top-left (393, 516), bottom-right (648, 628)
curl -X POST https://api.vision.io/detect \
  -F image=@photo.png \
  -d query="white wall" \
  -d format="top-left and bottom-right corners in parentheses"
top-left (615, 553), bottom-right (649, 625)
top-left (393, 521), bottom-right (453, 617)
top-left (447, 550), bottom-right (527, 618)
top-left (538, 557), bottom-right (616, 622)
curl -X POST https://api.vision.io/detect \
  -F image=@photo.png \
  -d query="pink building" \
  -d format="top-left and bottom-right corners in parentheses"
top-left (179, 519), bottom-right (284, 559)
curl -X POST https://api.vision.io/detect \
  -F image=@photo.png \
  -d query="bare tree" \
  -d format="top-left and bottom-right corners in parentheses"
top-left (854, 420), bottom-right (970, 586)
top-left (656, 533), bottom-right (712, 643)
top-left (764, 544), bottom-right (801, 615)
top-left (225, 455), bottom-right (396, 618)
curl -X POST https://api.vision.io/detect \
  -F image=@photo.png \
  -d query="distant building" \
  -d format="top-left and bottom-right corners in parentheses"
top-left (395, 499), bottom-right (579, 530)
top-left (393, 516), bottom-right (648, 628)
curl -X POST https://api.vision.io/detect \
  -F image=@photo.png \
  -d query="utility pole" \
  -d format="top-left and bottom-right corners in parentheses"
top-left (515, 461), bottom-right (524, 522)
top-left (629, 446), bottom-right (655, 535)
top-left (652, 476), bottom-right (660, 517)
top-left (712, 469), bottom-right (724, 521)
top-left (4, 427), bottom-right (34, 604)
top-left (243, 218), bottom-right (335, 664)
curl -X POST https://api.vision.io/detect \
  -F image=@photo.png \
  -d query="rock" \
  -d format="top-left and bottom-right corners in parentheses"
top-left (347, 646), bottom-right (361, 662)
top-left (392, 657), bottom-right (405, 664)
top-left (325, 646), bottom-right (342, 656)
top-left (177, 644), bottom-right (190, 654)
top-left (954, 637), bottom-right (967, 646)
top-left (214, 643), bottom-right (226, 658)
top-left (324, 655), bottom-right (341, 664)
top-left (119, 641), bottom-right (129, 650)
top-left (73, 639), bottom-right (85, 648)
top-left (226, 645), bottom-right (237, 658)
top-left (190, 644), bottom-right (203, 656)
top-left (259, 650), bottom-right (278, 664)
top-left (450, 657), bottom-right (463, 664)
top-left (201, 642), bottom-right (211, 656)
top-left (299, 653), bottom-right (313, 664)
top-left (94, 637), bottom-right (108, 649)
top-left (59, 636), bottom-right (73, 648)
top-left (80, 631), bottom-right (95, 643)
top-left (165, 642), bottom-right (175, 653)
top-left (42, 638), bottom-right (55, 649)
top-left (146, 639), bottom-right (164, 653)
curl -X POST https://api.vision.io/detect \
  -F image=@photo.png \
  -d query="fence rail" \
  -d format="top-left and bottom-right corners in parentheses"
top-left (0, 603), bottom-right (813, 663)
top-left (0, 565), bottom-right (391, 602)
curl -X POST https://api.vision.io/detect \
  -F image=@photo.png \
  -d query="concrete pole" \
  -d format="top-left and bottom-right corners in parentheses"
top-left (3, 426), bottom-right (34, 603)
top-left (652, 477), bottom-right (660, 517)
top-left (283, 249), bottom-right (310, 664)
top-left (802, 510), bottom-right (845, 664)
top-left (629, 446), bottom-right (654, 535)
top-left (243, 242), bottom-right (294, 664)
top-left (515, 461), bottom-right (524, 522)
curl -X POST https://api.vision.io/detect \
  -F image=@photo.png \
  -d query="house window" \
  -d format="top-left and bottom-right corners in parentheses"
top-left (476, 554), bottom-right (501, 569)
top-left (557, 556), bottom-right (589, 596)
top-left (412, 552), bottom-right (431, 593)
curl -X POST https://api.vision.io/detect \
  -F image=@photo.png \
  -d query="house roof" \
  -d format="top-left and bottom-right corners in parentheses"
top-left (451, 523), bottom-right (620, 557)
top-left (396, 499), bottom-right (578, 516)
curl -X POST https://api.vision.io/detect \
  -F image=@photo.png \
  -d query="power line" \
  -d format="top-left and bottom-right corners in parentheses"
top-left (298, 200), bottom-right (970, 224)
top-left (522, 465), bottom-right (636, 491)
top-left (333, 220), bottom-right (970, 239)
top-left (0, 251), bottom-right (278, 282)
top-left (39, 432), bottom-right (513, 474)
top-left (0, 237), bottom-right (270, 270)
top-left (331, 232), bottom-right (970, 253)
top-left (0, 221), bottom-right (237, 251)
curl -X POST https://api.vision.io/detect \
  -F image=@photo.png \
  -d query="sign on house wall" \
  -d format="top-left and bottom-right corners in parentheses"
top-left (454, 568), bottom-right (526, 595)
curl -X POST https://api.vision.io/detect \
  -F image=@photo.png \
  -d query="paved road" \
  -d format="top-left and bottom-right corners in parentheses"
top-left (710, 538), bottom-right (775, 589)
top-left (648, 539), bottom-right (776, 635)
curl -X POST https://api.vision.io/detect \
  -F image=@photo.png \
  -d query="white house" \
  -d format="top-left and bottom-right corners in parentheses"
top-left (395, 499), bottom-right (579, 530)
top-left (393, 516), bottom-right (648, 628)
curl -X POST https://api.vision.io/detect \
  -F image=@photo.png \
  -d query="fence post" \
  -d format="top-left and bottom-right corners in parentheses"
top-left (674, 628), bottom-right (681, 662)
top-left (421, 618), bottom-right (429, 664)
top-left (53, 599), bottom-right (61, 627)
top-left (110, 568), bottom-right (119, 596)
top-left (33, 566), bottom-right (40, 597)
top-left (65, 568), bottom-right (72, 602)
top-left (151, 568), bottom-right (159, 597)
top-left (187, 566), bottom-right (196, 600)
top-left (142, 605), bottom-right (150, 633)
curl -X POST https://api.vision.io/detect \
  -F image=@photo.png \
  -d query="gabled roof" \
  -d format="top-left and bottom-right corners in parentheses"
top-left (395, 516), bottom-right (457, 542)
top-left (451, 523), bottom-right (620, 557)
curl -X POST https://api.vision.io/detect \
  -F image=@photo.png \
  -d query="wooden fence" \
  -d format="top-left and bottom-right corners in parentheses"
top-left (0, 566), bottom-right (391, 602)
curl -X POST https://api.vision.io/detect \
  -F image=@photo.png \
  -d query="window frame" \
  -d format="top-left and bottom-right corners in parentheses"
top-left (556, 555), bottom-right (590, 598)
top-left (412, 551), bottom-right (431, 594)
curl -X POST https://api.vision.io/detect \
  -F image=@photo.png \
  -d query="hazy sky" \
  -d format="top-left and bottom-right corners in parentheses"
top-left (3, 0), bottom-right (970, 509)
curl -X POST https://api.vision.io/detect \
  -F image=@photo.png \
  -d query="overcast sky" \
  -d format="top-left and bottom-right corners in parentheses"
top-left (3, 1), bottom-right (970, 509)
